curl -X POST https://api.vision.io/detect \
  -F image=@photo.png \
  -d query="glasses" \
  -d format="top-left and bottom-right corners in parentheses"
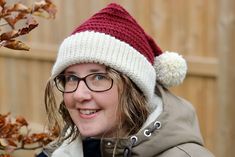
top-left (54, 73), bottom-right (113, 93)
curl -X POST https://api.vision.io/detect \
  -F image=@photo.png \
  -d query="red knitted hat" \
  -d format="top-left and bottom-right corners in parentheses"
top-left (52, 3), bottom-right (187, 102)
top-left (71, 3), bottom-right (163, 64)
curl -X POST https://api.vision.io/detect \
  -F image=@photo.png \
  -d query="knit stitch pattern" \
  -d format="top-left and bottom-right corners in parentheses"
top-left (71, 3), bottom-right (162, 64)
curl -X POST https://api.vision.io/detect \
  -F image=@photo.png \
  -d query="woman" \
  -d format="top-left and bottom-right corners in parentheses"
top-left (38, 3), bottom-right (214, 157)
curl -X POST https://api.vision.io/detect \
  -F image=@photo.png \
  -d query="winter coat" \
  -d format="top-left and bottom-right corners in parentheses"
top-left (37, 85), bottom-right (214, 157)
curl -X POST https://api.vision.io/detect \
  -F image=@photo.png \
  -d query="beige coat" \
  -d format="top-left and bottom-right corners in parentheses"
top-left (43, 85), bottom-right (215, 157)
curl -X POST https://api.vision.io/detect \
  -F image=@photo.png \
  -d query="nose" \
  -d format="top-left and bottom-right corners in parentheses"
top-left (72, 80), bottom-right (92, 102)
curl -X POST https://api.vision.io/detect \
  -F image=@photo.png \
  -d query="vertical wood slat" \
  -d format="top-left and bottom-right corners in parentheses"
top-left (217, 0), bottom-right (235, 156)
top-left (150, 0), bottom-right (218, 57)
top-left (0, 47), bottom-right (54, 124)
top-left (0, 57), bottom-right (7, 111)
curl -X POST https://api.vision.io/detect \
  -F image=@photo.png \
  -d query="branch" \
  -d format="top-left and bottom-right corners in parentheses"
top-left (0, 0), bottom-right (57, 51)
top-left (0, 113), bottom-right (59, 155)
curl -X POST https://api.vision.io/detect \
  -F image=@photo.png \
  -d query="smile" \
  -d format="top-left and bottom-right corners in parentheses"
top-left (79, 109), bottom-right (99, 115)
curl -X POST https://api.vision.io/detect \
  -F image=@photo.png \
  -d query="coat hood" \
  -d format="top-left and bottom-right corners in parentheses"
top-left (99, 85), bottom-right (204, 156)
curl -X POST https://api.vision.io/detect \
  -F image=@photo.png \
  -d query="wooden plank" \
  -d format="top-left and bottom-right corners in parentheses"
top-left (185, 56), bottom-right (218, 77)
top-left (0, 43), bottom-right (57, 61)
top-left (0, 57), bottom-right (7, 112)
top-left (216, 0), bottom-right (235, 156)
top-left (0, 47), bottom-right (218, 78)
top-left (135, 0), bottom-right (151, 32)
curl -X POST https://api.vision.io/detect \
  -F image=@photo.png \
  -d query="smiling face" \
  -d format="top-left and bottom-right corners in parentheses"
top-left (63, 63), bottom-right (120, 137)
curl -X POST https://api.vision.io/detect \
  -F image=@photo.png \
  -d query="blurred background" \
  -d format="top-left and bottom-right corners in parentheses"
top-left (0, 0), bottom-right (234, 156)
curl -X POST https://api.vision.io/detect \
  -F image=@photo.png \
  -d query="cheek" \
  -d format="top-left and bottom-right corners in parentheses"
top-left (104, 85), bottom-right (120, 114)
top-left (63, 94), bottom-right (73, 108)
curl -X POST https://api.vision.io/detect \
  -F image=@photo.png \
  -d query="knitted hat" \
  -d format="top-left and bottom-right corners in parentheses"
top-left (52, 3), bottom-right (187, 101)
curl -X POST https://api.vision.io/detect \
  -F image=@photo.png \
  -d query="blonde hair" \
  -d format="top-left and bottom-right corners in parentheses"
top-left (44, 67), bottom-right (150, 142)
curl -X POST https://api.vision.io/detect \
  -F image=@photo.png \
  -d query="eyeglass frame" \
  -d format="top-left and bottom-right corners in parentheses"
top-left (54, 73), bottom-right (114, 93)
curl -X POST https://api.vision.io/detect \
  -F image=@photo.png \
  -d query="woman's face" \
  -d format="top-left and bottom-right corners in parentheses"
top-left (63, 63), bottom-right (120, 137)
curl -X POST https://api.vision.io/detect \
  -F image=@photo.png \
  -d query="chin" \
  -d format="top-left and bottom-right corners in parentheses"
top-left (80, 132), bottom-right (101, 138)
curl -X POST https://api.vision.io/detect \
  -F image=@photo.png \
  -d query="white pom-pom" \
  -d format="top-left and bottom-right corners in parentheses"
top-left (154, 51), bottom-right (187, 87)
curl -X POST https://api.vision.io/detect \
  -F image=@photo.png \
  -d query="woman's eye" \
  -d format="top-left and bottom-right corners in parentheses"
top-left (94, 74), bottom-right (106, 80)
top-left (91, 74), bottom-right (109, 81)
top-left (65, 75), bottom-right (77, 82)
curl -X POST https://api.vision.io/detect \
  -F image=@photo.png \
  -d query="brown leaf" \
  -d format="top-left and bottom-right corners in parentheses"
top-left (9, 3), bottom-right (30, 13)
top-left (34, 0), bottom-right (47, 11)
top-left (2, 40), bottom-right (30, 51)
top-left (16, 16), bottom-right (38, 37)
top-left (0, 113), bottom-right (58, 154)
top-left (15, 116), bottom-right (28, 127)
top-left (0, 114), bottom-right (7, 129)
top-left (0, 30), bottom-right (18, 41)
top-left (44, 0), bottom-right (57, 18)
top-left (0, 0), bottom-right (6, 7)
top-left (0, 17), bottom-right (38, 41)
top-left (31, 133), bottom-right (48, 142)
top-left (1, 0), bottom-right (56, 52)
top-left (22, 136), bottom-right (33, 144)
top-left (0, 123), bottom-right (19, 138)
top-left (0, 124), bottom-right (12, 138)
top-left (0, 113), bottom-right (10, 118)
top-left (33, 0), bottom-right (57, 19)
top-left (6, 139), bottom-right (17, 147)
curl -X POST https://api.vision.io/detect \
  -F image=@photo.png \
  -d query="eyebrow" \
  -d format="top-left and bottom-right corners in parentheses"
top-left (89, 68), bottom-right (105, 73)
top-left (64, 71), bottom-right (75, 74)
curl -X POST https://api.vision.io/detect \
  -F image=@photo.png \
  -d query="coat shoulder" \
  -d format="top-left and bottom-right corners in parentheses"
top-left (157, 143), bottom-right (214, 157)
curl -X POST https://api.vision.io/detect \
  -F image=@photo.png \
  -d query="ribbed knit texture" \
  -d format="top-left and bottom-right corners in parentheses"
top-left (52, 31), bottom-right (156, 101)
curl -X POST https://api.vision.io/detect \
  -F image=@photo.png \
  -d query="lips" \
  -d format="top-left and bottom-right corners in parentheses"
top-left (79, 109), bottom-right (99, 115)
top-left (78, 109), bottom-right (99, 119)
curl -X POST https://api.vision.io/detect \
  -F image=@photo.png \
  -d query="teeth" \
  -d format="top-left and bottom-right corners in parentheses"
top-left (79, 109), bottom-right (97, 115)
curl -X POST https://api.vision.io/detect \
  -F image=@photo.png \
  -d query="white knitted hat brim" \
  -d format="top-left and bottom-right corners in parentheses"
top-left (52, 31), bottom-right (156, 101)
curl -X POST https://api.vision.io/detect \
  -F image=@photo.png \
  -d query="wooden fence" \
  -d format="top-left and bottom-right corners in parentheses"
top-left (0, 0), bottom-right (234, 156)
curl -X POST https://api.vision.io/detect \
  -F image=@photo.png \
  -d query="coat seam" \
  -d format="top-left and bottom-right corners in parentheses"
top-left (176, 146), bottom-right (191, 157)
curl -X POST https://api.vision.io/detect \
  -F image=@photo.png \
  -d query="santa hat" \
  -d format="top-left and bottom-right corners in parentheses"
top-left (51, 3), bottom-right (187, 101)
